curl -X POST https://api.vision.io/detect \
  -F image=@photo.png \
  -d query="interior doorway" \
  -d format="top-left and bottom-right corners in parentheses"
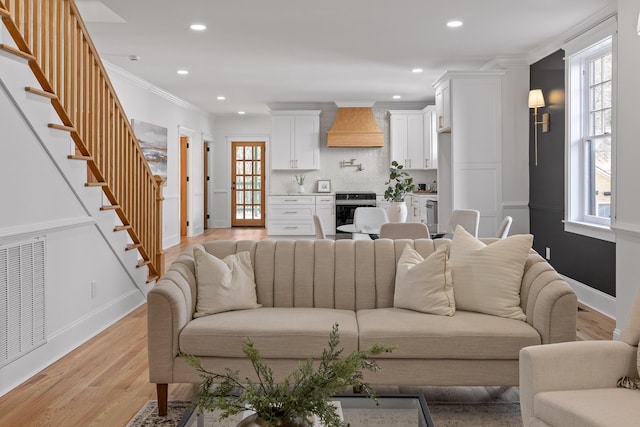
top-left (180, 135), bottom-right (188, 236)
top-left (231, 141), bottom-right (265, 227)
top-left (203, 142), bottom-right (210, 229)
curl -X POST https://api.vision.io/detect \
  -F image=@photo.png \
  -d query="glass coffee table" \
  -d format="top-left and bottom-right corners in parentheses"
top-left (179, 394), bottom-right (435, 427)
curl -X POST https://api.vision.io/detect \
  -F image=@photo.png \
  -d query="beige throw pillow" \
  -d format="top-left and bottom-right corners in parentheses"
top-left (449, 225), bottom-right (532, 321)
top-left (193, 247), bottom-right (261, 318)
top-left (394, 245), bottom-right (455, 316)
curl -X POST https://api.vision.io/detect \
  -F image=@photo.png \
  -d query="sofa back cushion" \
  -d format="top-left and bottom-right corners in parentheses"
top-left (199, 239), bottom-right (447, 311)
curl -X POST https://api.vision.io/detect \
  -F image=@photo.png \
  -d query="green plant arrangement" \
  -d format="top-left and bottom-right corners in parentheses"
top-left (181, 324), bottom-right (395, 427)
top-left (384, 161), bottom-right (415, 202)
top-left (294, 174), bottom-right (306, 186)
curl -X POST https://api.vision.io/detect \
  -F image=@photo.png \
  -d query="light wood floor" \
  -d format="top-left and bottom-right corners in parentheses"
top-left (0, 228), bottom-right (616, 426)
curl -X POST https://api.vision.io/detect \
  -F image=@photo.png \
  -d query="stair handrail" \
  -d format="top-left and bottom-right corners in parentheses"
top-left (0, 0), bottom-right (164, 279)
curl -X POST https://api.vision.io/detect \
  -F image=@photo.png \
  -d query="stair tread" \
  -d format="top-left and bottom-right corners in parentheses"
top-left (146, 274), bottom-right (160, 283)
top-left (85, 182), bottom-right (108, 187)
top-left (113, 225), bottom-right (132, 231)
top-left (48, 123), bottom-right (76, 132)
top-left (137, 259), bottom-right (151, 268)
top-left (125, 243), bottom-right (142, 251)
top-left (100, 205), bottom-right (121, 211)
top-left (0, 7), bottom-right (10, 18)
top-left (0, 43), bottom-right (36, 61)
top-left (25, 86), bottom-right (57, 100)
top-left (68, 155), bottom-right (92, 161)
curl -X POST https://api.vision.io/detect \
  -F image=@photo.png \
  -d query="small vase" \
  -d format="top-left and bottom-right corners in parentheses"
top-left (237, 413), bottom-right (307, 427)
top-left (387, 201), bottom-right (408, 223)
top-left (298, 185), bottom-right (305, 193)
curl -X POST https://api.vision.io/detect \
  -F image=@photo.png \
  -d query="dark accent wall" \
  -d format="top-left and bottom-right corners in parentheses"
top-left (529, 50), bottom-right (616, 297)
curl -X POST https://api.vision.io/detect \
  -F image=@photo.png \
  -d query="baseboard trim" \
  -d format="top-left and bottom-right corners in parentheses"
top-left (0, 290), bottom-right (145, 398)
top-left (560, 274), bottom-right (616, 321)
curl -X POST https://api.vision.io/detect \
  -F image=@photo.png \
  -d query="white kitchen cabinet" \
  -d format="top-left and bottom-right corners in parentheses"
top-left (433, 71), bottom-right (504, 237)
top-left (434, 80), bottom-right (451, 132)
top-left (271, 111), bottom-right (321, 170)
top-left (390, 109), bottom-right (436, 170)
top-left (407, 194), bottom-right (438, 225)
top-left (267, 195), bottom-right (335, 235)
top-left (423, 106), bottom-right (437, 169)
top-left (315, 195), bottom-right (336, 235)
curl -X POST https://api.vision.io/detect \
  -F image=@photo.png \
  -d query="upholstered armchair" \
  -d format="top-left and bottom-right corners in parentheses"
top-left (519, 290), bottom-right (640, 426)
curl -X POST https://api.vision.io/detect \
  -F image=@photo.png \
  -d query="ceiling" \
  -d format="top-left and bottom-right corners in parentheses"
top-left (76, 0), bottom-right (615, 116)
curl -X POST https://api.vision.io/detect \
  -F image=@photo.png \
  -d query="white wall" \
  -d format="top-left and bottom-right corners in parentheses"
top-left (0, 53), bottom-right (145, 396)
top-left (213, 103), bottom-right (437, 228)
top-left (105, 64), bottom-right (216, 248)
top-left (613, 0), bottom-right (640, 337)
top-left (484, 60), bottom-right (531, 235)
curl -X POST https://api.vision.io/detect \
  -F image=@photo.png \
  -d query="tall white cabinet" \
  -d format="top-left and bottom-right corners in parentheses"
top-left (271, 110), bottom-right (321, 170)
top-left (434, 71), bottom-right (504, 237)
top-left (389, 107), bottom-right (437, 170)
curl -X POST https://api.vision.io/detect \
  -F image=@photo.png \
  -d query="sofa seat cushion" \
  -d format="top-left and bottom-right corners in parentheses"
top-left (357, 308), bottom-right (540, 359)
top-left (180, 307), bottom-right (358, 358)
top-left (535, 388), bottom-right (640, 427)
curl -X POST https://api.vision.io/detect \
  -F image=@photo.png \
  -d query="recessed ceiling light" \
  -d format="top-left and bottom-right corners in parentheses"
top-left (393, 95), bottom-right (402, 99)
top-left (447, 20), bottom-right (463, 28)
top-left (238, 111), bottom-right (246, 115)
top-left (177, 70), bottom-right (189, 75)
top-left (128, 55), bottom-right (140, 62)
top-left (217, 96), bottom-right (226, 100)
top-left (190, 23), bottom-right (207, 31)
top-left (412, 68), bottom-right (423, 73)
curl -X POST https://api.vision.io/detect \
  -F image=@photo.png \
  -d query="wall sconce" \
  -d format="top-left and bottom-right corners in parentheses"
top-left (528, 89), bottom-right (550, 166)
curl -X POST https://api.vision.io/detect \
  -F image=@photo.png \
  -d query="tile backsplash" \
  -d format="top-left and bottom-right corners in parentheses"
top-left (269, 103), bottom-right (436, 195)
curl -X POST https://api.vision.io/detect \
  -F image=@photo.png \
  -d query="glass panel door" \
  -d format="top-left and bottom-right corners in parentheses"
top-left (231, 141), bottom-right (265, 227)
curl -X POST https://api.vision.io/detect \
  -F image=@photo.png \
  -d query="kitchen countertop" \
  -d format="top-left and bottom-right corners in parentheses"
top-left (268, 193), bottom-right (335, 196)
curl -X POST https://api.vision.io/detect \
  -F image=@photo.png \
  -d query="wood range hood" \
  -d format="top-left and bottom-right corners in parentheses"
top-left (327, 102), bottom-right (383, 147)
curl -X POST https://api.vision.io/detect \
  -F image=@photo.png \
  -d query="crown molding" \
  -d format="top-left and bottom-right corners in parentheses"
top-left (103, 61), bottom-right (212, 116)
top-left (527, 3), bottom-right (617, 64)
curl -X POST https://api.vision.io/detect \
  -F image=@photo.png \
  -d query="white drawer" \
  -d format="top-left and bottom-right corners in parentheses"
top-left (269, 195), bottom-right (316, 205)
top-left (269, 205), bottom-right (315, 219)
top-left (315, 196), bottom-right (335, 205)
top-left (267, 220), bottom-right (315, 235)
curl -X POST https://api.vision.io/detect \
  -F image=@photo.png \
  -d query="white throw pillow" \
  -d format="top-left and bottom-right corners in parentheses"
top-left (193, 247), bottom-right (261, 318)
top-left (449, 225), bottom-right (533, 320)
top-left (394, 245), bottom-right (455, 316)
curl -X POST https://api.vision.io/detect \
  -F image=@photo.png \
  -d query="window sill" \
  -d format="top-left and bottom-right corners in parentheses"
top-left (563, 220), bottom-right (615, 242)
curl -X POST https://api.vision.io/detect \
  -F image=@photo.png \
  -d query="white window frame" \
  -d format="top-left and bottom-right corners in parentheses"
top-left (564, 17), bottom-right (617, 242)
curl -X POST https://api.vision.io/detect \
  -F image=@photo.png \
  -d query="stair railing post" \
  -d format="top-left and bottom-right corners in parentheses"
top-left (154, 175), bottom-right (166, 277)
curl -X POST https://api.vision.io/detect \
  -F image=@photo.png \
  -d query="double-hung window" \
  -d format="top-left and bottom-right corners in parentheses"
top-left (565, 17), bottom-right (616, 241)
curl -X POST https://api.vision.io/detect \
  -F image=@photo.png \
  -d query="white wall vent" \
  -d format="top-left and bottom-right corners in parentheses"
top-left (0, 237), bottom-right (46, 368)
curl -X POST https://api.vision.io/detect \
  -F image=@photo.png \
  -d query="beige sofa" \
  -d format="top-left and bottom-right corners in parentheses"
top-left (519, 290), bottom-right (640, 426)
top-left (148, 238), bottom-right (577, 415)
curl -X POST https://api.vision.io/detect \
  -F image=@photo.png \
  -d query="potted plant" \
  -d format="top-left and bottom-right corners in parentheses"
top-left (384, 161), bottom-right (415, 222)
top-left (294, 174), bottom-right (306, 193)
top-left (181, 324), bottom-right (394, 427)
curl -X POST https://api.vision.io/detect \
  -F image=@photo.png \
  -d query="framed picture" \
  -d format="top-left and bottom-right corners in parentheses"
top-left (317, 180), bottom-right (331, 193)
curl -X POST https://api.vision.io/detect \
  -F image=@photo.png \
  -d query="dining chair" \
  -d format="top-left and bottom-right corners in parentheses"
top-left (448, 209), bottom-right (480, 237)
top-left (312, 215), bottom-right (326, 239)
top-left (379, 222), bottom-right (430, 239)
top-left (353, 207), bottom-right (389, 240)
top-left (497, 216), bottom-right (513, 239)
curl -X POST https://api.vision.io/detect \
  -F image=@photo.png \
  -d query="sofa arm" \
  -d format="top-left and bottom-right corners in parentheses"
top-left (519, 340), bottom-right (637, 425)
top-left (147, 280), bottom-right (192, 384)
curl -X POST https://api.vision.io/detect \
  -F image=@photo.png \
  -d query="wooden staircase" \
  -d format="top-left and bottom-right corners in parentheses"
top-left (0, 0), bottom-right (164, 281)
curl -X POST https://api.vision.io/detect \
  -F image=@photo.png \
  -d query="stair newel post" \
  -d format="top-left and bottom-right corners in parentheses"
top-left (154, 175), bottom-right (166, 277)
